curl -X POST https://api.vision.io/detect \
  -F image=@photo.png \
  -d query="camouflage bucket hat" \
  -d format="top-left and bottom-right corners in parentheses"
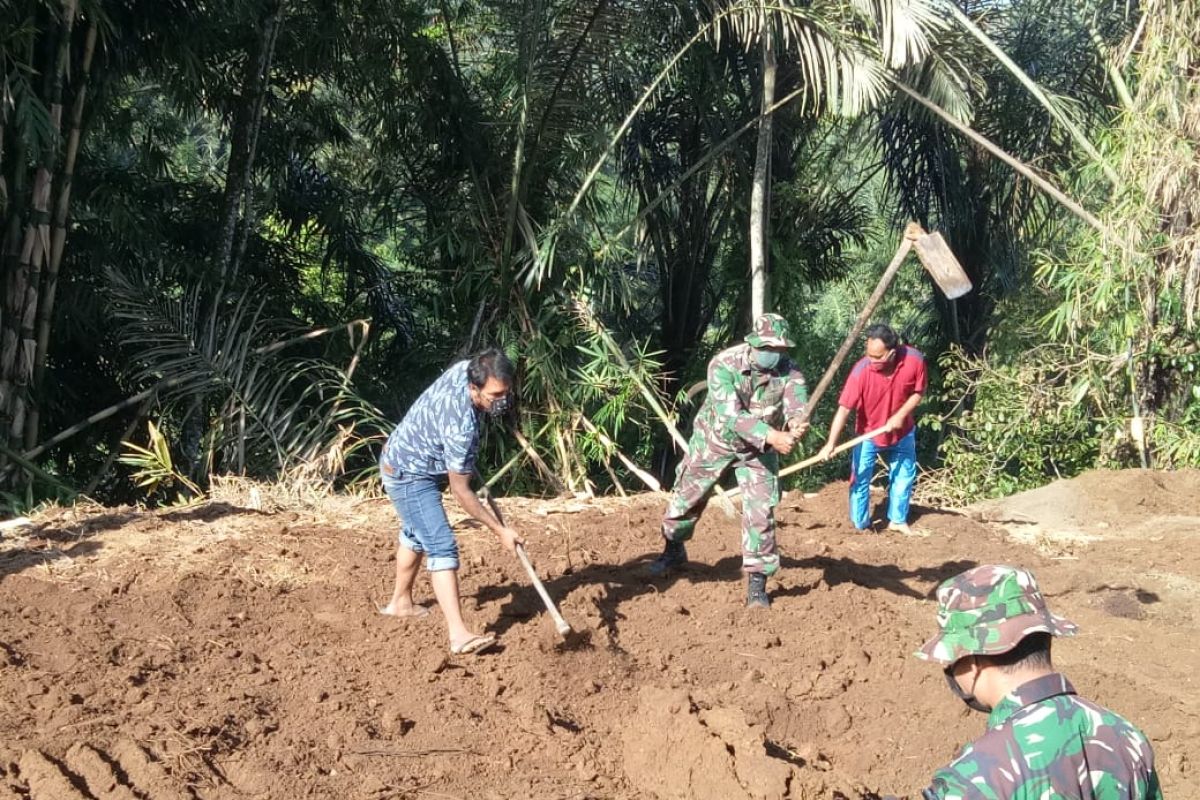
top-left (916, 565), bottom-right (1078, 665)
top-left (745, 313), bottom-right (795, 348)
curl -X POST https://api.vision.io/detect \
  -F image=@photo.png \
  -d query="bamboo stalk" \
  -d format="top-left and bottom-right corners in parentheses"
top-left (513, 426), bottom-right (565, 494)
top-left (9, 0), bottom-right (77, 453)
top-left (0, 58), bottom-right (29, 445)
top-left (28, 16), bottom-right (97, 452)
top-left (602, 459), bottom-right (627, 498)
top-left (483, 420), bottom-right (551, 490)
top-left (573, 300), bottom-right (735, 513)
top-left (578, 415), bottom-right (662, 492)
top-left (483, 449), bottom-right (526, 489)
top-left (0, 439), bottom-right (77, 498)
top-left (549, 423), bottom-right (577, 495)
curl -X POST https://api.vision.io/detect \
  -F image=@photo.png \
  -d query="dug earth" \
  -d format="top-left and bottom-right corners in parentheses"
top-left (0, 469), bottom-right (1195, 798)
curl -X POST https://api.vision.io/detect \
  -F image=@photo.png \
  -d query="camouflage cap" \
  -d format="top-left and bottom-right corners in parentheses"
top-left (916, 565), bottom-right (1078, 665)
top-left (744, 314), bottom-right (795, 348)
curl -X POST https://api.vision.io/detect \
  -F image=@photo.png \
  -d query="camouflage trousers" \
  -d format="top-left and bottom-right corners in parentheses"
top-left (661, 432), bottom-right (780, 575)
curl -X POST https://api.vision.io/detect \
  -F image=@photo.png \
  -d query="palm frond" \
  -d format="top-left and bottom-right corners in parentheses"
top-left (106, 268), bottom-right (383, 477)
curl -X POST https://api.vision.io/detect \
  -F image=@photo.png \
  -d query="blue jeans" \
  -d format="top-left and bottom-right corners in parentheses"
top-left (382, 472), bottom-right (459, 572)
top-left (848, 428), bottom-right (917, 529)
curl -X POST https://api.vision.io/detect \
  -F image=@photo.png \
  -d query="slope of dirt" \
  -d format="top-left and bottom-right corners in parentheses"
top-left (970, 468), bottom-right (1200, 545)
top-left (0, 474), bottom-right (1195, 799)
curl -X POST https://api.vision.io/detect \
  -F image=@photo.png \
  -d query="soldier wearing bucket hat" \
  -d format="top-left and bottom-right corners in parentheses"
top-left (649, 314), bottom-right (810, 608)
top-left (893, 565), bottom-right (1162, 799)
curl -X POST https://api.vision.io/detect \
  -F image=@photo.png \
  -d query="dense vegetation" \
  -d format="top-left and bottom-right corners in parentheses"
top-left (0, 0), bottom-right (1195, 509)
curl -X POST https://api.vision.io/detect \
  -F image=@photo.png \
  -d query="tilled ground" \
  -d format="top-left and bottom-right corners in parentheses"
top-left (0, 470), bottom-right (1196, 799)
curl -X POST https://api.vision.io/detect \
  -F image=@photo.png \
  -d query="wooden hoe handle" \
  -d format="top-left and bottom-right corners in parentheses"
top-left (723, 426), bottom-right (891, 501)
top-left (478, 483), bottom-right (572, 638)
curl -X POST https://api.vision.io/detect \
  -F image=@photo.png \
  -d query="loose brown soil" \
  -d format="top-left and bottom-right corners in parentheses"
top-left (0, 469), bottom-right (1196, 799)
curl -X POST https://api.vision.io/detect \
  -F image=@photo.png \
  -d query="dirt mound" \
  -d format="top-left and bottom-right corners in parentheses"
top-left (971, 468), bottom-right (1200, 538)
top-left (0, 474), bottom-right (1194, 798)
top-left (622, 687), bottom-right (791, 800)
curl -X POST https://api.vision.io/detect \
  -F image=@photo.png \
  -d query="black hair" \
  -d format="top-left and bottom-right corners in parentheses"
top-left (984, 632), bottom-right (1054, 674)
top-left (467, 348), bottom-right (516, 389)
top-left (864, 323), bottom-right (899, 350)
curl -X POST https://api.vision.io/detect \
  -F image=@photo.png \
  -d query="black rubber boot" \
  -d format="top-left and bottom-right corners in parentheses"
top-left (746, 572), bottom-right (770, 608)
top-left (646, 539), bottom-right (688, 578)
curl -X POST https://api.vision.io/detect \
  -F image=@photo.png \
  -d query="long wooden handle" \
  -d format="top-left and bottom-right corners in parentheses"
top-left (478, 485), bottom-right (572, 637)
top-left (778, 426), bottom-right (890, 479)
top-left (682, 228), bottom-right (922, 427)
top-left (723, 426), bottom-right (890, 501)
top-left (800, 232), bottom-right (918, 423)
top-left (515, 544), bottom-right (572, 636)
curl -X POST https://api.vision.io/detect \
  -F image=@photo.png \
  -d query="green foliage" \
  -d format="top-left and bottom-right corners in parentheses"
top-left (106, 269), bottom-right (387, 487)
top-left (923, 346), bottom-right (1103, 504)
top-left (4, 0), bottom-right (1192, 507)
top-left (917, 0), bottom-right (1200, 501)
top-left (118, 420), bottom-right (203, 504)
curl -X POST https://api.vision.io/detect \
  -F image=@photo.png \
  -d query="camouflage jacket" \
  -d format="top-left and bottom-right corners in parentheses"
top-left (920, 673), bottom-right (1162, 800)
top-left (693, 343), bottom-right (807, 454)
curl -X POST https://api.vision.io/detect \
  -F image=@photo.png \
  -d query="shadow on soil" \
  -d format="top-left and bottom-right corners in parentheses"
top-left (476, 551), bottom-right (977, 640)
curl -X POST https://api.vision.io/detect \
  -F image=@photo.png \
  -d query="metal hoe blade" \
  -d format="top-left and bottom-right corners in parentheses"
top-left (913, 230), bottom-right (973, 299)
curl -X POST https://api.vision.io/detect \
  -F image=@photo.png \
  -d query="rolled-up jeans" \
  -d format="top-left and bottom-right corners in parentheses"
top-left (848, 428), bottom-right (917, 529)
top-left (382, 471), bottom-right (459, 571)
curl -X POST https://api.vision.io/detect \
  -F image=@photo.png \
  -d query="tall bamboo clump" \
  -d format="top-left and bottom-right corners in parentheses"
top-left (0, 0), bottom-right (98, 488)
top-left (1095, 0), bottom-right (1200, 463)
top-left (1035, 0), bottom-right (1200, 466)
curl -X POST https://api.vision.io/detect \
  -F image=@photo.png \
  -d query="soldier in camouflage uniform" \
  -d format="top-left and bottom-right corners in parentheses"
top-left (648, 314), bottom-right (809, 609)
top-left (892, 564), bottom-right (1162, 799)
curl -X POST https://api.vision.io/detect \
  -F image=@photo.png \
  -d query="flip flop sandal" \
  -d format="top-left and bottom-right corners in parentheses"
top-left (377, 603), bottom-right (432, 618)
top-left (449, 634), bottom-right (497, 655)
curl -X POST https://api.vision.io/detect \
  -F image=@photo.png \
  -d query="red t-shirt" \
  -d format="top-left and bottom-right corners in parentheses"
top-left (837, 345), bottom-right (927, 447)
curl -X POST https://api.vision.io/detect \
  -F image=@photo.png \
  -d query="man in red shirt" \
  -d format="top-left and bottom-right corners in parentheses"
top-left (816, 323), bottom-right (926, 534)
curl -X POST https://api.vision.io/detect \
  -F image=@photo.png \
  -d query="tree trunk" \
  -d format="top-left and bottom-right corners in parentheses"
top-left (194, 1), bottom-right (283, 475)
top-left (27, 17), bottom-right (97, 451)
top-left (0, 0), bottom-right (76, 462)
top-left (213, 0), bottom-right (284, 291)
top-left (748, 22), bottom-right (775, 319)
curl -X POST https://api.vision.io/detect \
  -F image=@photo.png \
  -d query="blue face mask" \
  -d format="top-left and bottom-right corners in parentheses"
top-left (753, 349), bottom-right (781, 371)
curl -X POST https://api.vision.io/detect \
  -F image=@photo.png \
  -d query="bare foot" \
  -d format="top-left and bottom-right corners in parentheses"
top-left (378, 601), bottom-right (431, 618)
top-left (887, 522), bottom-right (928, 538)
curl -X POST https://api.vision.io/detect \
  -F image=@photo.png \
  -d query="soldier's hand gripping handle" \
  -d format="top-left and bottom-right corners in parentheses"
top-left (765, 429), bottom-right (797, 455)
